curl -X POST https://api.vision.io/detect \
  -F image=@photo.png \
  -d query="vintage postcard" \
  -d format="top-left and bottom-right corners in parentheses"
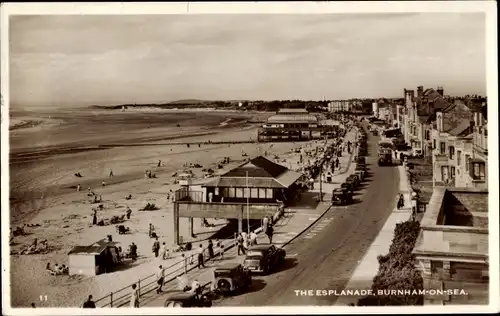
top-left (1, 1), bottom-right (498, 315)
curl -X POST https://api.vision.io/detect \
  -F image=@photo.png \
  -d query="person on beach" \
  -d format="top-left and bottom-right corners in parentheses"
top-left (82, 295), bottom-right (96, 308)
top-left (130, 284), bottom-right (139, 307)
top-left (102, 181), bottom-right (106, 187)
top-left (152, 237), bottom-right (160, 258)
top-left (77, 184), bottom-right (81, 192)
top-left (148, 223), bottom-right (155, 238)
top-left (158, 160), bottom-right (161, 167)
top-left (130, 242), bottom-right (138, 260)
top-left (109, 169), bottom-right (114, 177)
top-left (156, 265), bottom-right (165, 293)
top-left (207, 239), bottom-right (214, 259)
top-left (126, 207), bottom-right (132, 219)
top-left (92, 210), bottom-right (97, 225)
top-left (197, 244), bottom-right (205, 268)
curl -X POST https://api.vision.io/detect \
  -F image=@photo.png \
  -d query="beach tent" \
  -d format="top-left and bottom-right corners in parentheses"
top-left (68, 239), bottom-right (120, 276)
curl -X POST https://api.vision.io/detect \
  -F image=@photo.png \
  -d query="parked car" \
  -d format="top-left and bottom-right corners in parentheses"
top-left (331, 188), bottom-right (353, 205)
top-left (164, 291), bottom-right (212, 308)
top-left (341, 182), bottom-right (355, 193)
top-left (212, 263), bottom-right (252, 295)
top-left (243, 244), bottom-right (286, 274)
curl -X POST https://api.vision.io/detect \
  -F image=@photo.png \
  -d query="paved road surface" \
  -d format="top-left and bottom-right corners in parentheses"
top-left (215, 123), bottom-right (399, 306)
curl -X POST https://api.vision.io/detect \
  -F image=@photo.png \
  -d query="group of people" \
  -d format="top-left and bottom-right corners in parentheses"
top-left (151, 237), bottom-right (171, 260)
top-left (236, 230), bottom-right (258, 255)
top-left (46, 262), bottom-right (69, 275)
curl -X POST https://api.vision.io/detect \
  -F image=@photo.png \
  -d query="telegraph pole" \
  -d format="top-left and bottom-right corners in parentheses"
top-left (319, 163), bottom-right (323, 202)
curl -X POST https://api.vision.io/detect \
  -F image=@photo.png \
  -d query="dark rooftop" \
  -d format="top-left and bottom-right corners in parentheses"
top-left (68, 239), bottom-right (119, 255)
top-left (223, 156), bottom-right (288, 178)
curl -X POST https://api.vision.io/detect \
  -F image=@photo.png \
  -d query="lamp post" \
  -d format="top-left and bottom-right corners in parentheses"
top-left (319, 163), bottom-right (323, 202)
top-left (246, 171), bottom-right (250, 235)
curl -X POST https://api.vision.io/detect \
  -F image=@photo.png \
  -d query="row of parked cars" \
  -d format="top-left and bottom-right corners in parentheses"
top-left (164, 244), bottom-right (287, 307)
top-left (331, 126), bottom-right (368, 206)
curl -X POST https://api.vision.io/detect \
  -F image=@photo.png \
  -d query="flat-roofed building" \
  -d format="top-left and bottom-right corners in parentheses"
top-left (413, 187), bottom-right (489, 305)
top-left (258, 108), bottom-right (325, 142)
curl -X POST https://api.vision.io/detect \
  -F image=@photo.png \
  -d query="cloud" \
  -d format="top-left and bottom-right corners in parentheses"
top-left (9, 13), bottom-right (486, 108)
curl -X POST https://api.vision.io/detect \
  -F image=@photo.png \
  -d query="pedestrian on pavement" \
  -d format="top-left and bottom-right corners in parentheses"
top-left (152, 237), bottom-right (160, 258)
top-left (82, 295), bottom-right (96, 308)
top-left (207, 239), bottom-right (214, 259)
top-left (237, 233), bottom-right (246, 255)
top-left (219, 244), bottom-right (225, 260)
top-left (197, 244), bottom-right (205, 268)
top-left (160, 242), bottom-right (168, 259)
top-left (250, 231), bottom-right (258, 246)
top-left (208, 191), bottom-right (213, 203)
top-left (156, 265), bottom-right (165, 293)
top-left (266, 225), bottom-right (274, 244)
top-left (262, 216), bottom-right (269, 232)
top-left (130, 284), bottom-right (139, 308)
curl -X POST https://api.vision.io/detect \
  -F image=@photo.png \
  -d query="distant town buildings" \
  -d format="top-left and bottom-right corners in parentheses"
top-left (328, 100), bottom-right (352, 112)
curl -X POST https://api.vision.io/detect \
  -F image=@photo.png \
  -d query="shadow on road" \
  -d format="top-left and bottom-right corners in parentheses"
top-left (276, 258), bottom-right (298, 273)
top-left (247, 279), bottom-right (267, 293)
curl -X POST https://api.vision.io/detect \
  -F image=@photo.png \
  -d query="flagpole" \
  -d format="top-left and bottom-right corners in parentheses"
top-left (246, 171), bottom-right (250, 235)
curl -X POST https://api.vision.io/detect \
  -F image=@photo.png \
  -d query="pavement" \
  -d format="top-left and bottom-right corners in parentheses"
top-left (213, 121), bottom-right (401, 306)
top-left (136, 127), bottom-right (360, 307)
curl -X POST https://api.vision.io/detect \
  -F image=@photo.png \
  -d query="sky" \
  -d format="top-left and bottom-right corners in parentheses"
top-left (9, 13), bottom-right (487, 108)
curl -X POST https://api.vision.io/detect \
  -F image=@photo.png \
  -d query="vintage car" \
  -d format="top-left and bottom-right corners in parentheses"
top-left (212, 263), bottom-right (252, 295)
top-left (331, 188), bottom-right (353, 205)
top-left (355, 170), bottom-right (365, 181)
top-left (346, 174), bottom-right (360, 187)
top-left (242, 244), bottom-right (286, 274)
top-left (164, 291), bottom-right (212, 308)
top-left (340, 182), bottom-right (354, 193)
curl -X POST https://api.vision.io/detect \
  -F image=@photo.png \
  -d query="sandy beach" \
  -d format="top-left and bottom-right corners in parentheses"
top-left (8, 108), bottom-right (324, 307)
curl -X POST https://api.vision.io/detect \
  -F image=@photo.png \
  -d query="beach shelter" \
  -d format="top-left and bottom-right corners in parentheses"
top-left (68, 239), bottom-right (120, 276)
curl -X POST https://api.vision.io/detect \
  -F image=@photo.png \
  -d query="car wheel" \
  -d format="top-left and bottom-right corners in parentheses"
top-left (217, 279), bottom-right (231, 293)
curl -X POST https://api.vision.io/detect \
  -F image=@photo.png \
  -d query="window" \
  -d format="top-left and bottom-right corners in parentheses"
top-left (472, 162), bottom-right (486, 180)
top-left (433, 139), bottom-right (436, 149)
top-left (465, 155), bottom-right (470, 172)
top-left (266, 188), bottom-right (273, 199)
top-left (450, 166), bottom-right (456, 178)
top-left (425, 130), bottom-right (430, 140)
top-left (441, 166), bottom-right (449, 182)
top-left (449, 146), bottom-right (455, 160)
top-left (457, 150), bottom-right (461, 166)
top-left (251, 188), bottom-right (258, 199)
top-left (259, 188), bottom-right (266, 199)
top-left (440, 142), bottom-right (446, 155)
top-left (228, 188), bottom-right (235, 198)
top-left (236, 188), bottom-right (244, 198)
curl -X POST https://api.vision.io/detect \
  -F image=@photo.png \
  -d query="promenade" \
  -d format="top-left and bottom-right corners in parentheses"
top-left (136, 127), bottom-right (359, 308)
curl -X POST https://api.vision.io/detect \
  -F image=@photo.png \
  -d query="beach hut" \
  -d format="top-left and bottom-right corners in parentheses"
top-left (68, 239), bottom-right (120, 276)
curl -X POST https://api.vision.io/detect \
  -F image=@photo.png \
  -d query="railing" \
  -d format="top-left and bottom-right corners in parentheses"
top-left (94, 235), bottom-right (238, 307)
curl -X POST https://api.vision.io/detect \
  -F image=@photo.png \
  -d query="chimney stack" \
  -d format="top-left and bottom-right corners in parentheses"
top-left (436, 111), bottom-right (443, 132)
top-left (417, 86), bottom-right (424, 99)
top-left (437, 86), bottom-right (444, 96)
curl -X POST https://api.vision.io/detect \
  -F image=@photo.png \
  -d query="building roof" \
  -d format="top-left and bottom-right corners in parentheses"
top-left (415, 88), bottom-right (450, 118)
top-left (266, 114), bottom-right (318, 124)
top-left (448, 120), bottom-right (472, 136)
top-left (68, 239), bottom-right (119, 255)
top-left (204, 156), bottom-right (303, 188)
top-left (277, 108), bottom-right (309, 114)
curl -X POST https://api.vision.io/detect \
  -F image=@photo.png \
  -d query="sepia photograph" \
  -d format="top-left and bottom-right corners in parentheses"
top-left (1, 2), bottom-right (498, 315)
